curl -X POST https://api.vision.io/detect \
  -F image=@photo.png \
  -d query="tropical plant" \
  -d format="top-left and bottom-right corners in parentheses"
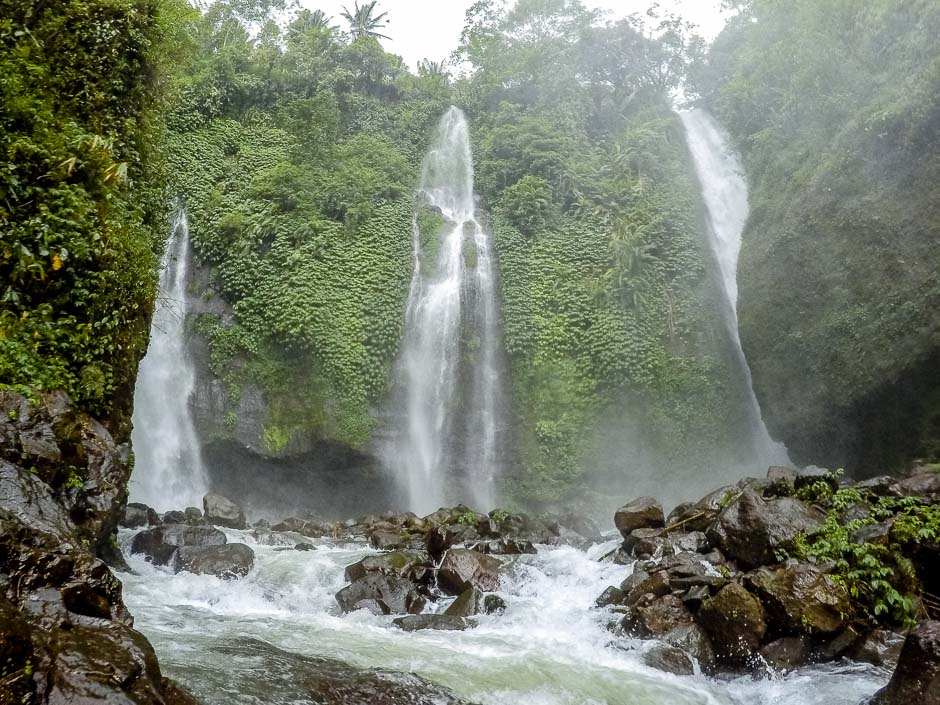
top-left (341, 1), bottom-right (390, 41)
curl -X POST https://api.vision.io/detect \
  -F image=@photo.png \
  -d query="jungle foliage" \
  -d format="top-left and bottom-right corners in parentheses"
top-left (0, 0), bottom-right (190, 435)
top-left (693, 0), bottom-right (940, 474)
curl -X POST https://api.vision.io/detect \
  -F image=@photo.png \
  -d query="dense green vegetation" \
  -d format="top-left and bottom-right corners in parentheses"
top-left (458, 1), bottom-right (749, 502)
top-left (693, 0), bottom-right (940, 474)
top-left (163, 0), bottom-right (753, 504)
top-left (167, 2), bottom-right (448, 451)
top-left (0, 0), bottom-right (187, 433)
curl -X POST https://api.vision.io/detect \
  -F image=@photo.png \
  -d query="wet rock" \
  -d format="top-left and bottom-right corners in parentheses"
top-left (682, 585), bottom-right (712, 611)
top-left (745, 562), bottom-right (849, 635)
top-left (294, 542), bottom-right (316, 551)
top-left (427, 523), bottom-right (481, 560)
top-left (350, 598), bottom-right (389, 615)
top-left (623, 594), bottom-right (693, 637)
top-left (665, 531), bottom-right (710, 555)
top-left (163, 510), bottom-right (185, 524)
top-left (444, 587), bottom-right (484, 617)
top-left (438, 548), bottom-right (501, 595)
top-left (760, 636), bottom-right (808, 672)
top-left (203, 492), bottom-right (247, 530)
top-left (183, 507), bottom-right (204, 524)
top-left (130, 524), bottom-right (227, 566)
top-left (662, 623), bottom-right (715, 670)
top-left (678, 486), bottom-right (741, 533)
top-left (868, 620), bottom-right (940, 705)
top-left (344, 551), bottom-right (432, 585)
top-left (393, 614), bottom-right (477, 632)
top-left (851, 520), bottom-right (894, 546)
top-left (121, 502), bottom-right (159, 529)
top-left (624, 528), bottom-right (666, 556)
top-left (620, 570), bottom-right (671, 605)
top-left (335, 574), bottom-right (427, 615)
top-left (468, 538), bottom-right (537, 555)
top-left (210, 636), bottom-right (475, 704)
top-left (173, 543), bottom-right (255, 579)
top-left (856, 476), bottom-right (902, 497)
top-left (595, 586), bottom-right (626, 608)
top-left (895, 473), bottom-right (940, 498)
top-left (696, 583), bottom-right (766, 664)
top-left (850, 629), bottom-right (906, 667)
top-left (706, 489), bottom-right (824, 569)
top-left (271, 517), bottom-right (308, 533)
top-left (369, 529), bottom-right (413, 550)
top-left (251, 527), bottom-right (310, 547)
top-left (615, 497), bottom-right (665, 538)
top-left (483, 594), bottom-right (507, 615)
top-left (817, 625), bottom-right (862, 662)
top-left (643, 642), bottom-right (694, 676)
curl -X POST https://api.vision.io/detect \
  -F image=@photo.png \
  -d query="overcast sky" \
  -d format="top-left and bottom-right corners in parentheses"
top-left (299, 0), bottom-right (732, 69)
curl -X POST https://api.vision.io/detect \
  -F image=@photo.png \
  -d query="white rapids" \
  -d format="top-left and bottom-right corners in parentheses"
top-left (120, 532), bottom-right (888, 705)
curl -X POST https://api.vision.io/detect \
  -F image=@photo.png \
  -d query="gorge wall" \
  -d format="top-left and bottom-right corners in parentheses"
top-left (694, 0), bottom-right (940, 476)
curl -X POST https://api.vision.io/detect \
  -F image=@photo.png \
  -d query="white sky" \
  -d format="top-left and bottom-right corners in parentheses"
top-left (299, 0), bottom-right (731, 69)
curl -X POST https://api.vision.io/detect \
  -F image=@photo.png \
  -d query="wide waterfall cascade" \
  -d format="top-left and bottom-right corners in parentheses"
top-left (129, 210), bottom-right (208, 511)
top-left (680, 109), bottom-right (789, 465)
top-left (388, 107), bottom-right (503, 514)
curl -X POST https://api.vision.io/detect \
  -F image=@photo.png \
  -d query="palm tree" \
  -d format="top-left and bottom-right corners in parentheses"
top-left (288, 9), bottom-right (337, 39)
top-left (341, 1), bottom-right (391, 40)
top-left (417, 59), bottom-right (449, 79)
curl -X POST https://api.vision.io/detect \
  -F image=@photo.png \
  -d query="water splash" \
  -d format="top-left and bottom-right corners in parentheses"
top-left (680, 109), bottom-right (790, 467)
top-left (129, 209), bottom-right (208, 511)
top-left (387, 107), bottom-right (504, 513)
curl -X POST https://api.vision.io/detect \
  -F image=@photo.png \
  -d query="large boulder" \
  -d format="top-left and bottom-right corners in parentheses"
top-left (203, 492), bottom-right (247, 530)
top-left (623, 595), bottom-right (694, 638)
top-left (344, 551), bottom-right (432, 585)
top-left (173, 543), bottom-right (255, 579)
top-left (130, 524), bottom-right (227, 565)
top-left (438, 548), bottom-right (501, 595)
top-left (706, 489), bottom-right (823, 569)
top-left (615, 497), bottom-right (665, 538)
top-left (850, 629), bottom-right (906, 667)
top-left (393, 614), bottom-right (476, 632)
top-left (869, 620), bottom-right (940, 705)
top-left (335, 574), bottom-right (427, 615)
top-left (745, 562), bottom-right (850, 635)
top-left (696, 583), bottom-right (767, 664)
top-left (444, 587), bottom-right (484, 617)
top-left (121, 502), bottom-right (160, 529)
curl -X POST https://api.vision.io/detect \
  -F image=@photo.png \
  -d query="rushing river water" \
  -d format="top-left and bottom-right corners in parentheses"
top-left (119, 531), bottom-right (888, 705)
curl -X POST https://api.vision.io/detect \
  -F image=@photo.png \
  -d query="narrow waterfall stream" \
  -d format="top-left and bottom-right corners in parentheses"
top-left (387, 107), bottom-right (503, 513)
top-left (680, 109), bottom-right (789, 466)
top-left (120, 529), bottom-right (888, 705)
top-left (129, 209), bottom-right (208, 511)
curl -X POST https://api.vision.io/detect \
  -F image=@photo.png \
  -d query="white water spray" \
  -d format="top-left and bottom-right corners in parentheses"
top-left (129, 209), bottom-right (208, 511)
top-left (388, 107), bottom-right (503, 514)
top-left (680, 109), bottom-right (789, 466)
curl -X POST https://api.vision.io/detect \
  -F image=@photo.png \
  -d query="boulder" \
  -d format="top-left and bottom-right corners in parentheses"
top-left (623, 594), bottom-right (693, 638)
top-left (642, 643), bottom-right (694, 676)
top-left (760, 636), bottom-right (808, 672)
top-left (706, 489), bottom-right (823, 569)
top-left (620, 570), bottom-right (671, 605)
top-left (130, 523), bottom-right (227, 565)
top-left (869, 620), bottom-right (940, 705)
top-left (696, 583), bottom-right (766, 664)
top-left (173, 543), bottom-right (255, 579)
top-left (203, 492), bottom-right (247, 530)
top-left (183, 507), bottom-right (204, 524)
top-left (438, 548), bottom-right (501, 595)
top-left (595, 586), bottom-right (626, 608)
top-left (427, 523), bottom-right (481, 560)
top-left (343, 551), bottom-right (432, 585)
top-left (251, 528), bottom-right (310, 547)
top-left (615, 497), bottom-right (665, 538)
top-left (850, 629), bottom-right (906, 667)
top-left (392, 614), bottom-right (476, 632)
top-left (483, 594), bottom-right (507, 615)
top-left (895, 473), bottom-right (940, 498)
top-left (745, 562), bottom-right (850, 635)
top-left (335, 574), bottom-right (427, 615)
top-left (468, 539), bottom-right (537, 555)
top-left (294, 542), bottom-right (316, 551)
top-left (162, 510), bottom-right (185, 524)
top-left (444, 587), bottom-right (484, 617)
top-left (121, 502), bottom-right (159, 529)
top-left (662, 623), bottom-right (715, 670)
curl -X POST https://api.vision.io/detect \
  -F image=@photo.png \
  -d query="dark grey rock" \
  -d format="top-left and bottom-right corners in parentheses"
top-left (643, 643), bottom-right (694, 676)
top-left (868, 620), bottom-right (940, 705)
top-left (438, 548), bottom-right (501, 595)
top-left (392, 614), bottom-right (476, 632)
top-left (615, 497), bottom-right (665, 538)
top-left (335, 574), bottom-right (427, 615)
top-left (760, 636), bottom-right (809, 673)
top-left (130, 524), bottom-right (227, 566)
top-left (745, 562), bottom-right (849, 635)
top-left (696, 583), bottom-right (766, 664)
top-left (173, 543), bottom-right (255, 579)
top-left (203, 492), bottom-right (247, 530)
top-left (850, 629), bottom-right (906, 668)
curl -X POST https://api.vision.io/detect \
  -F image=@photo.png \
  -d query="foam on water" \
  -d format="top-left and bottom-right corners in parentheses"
top-left (119, 532), bottom-right (888, 705)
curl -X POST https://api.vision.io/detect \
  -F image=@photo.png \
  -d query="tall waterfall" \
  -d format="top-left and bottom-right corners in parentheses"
top-left (388, 107), bottom-right (503, 514)
top-left (680, 109), bottom-right (789, 465)
top-left (129, 209), bottom-right (208, 511)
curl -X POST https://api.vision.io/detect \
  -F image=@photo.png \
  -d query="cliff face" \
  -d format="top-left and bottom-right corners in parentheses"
top-left (698, 0), bottom-right (940, 474)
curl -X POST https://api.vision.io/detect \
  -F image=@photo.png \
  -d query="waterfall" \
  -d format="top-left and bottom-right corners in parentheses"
top-left (680, 109), bottom-right (789, 466)
top-left (387, 107), bottom-right (504, 514)
top-left (129, 209), bottom-right (209, 511)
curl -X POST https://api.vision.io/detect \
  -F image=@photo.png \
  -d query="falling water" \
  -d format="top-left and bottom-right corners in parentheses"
top-left (388, 107), bottom-right (503, 514)
top-left (680, 109), bottom-right (789, 465)
top-left (129, 209), bottom-right (209, 511)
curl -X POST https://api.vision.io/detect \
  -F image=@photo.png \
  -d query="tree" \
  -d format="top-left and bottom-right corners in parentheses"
top-left (289, 9), bottom-right (337, 39)
top-left (341, 1), bottom-right (391, 41)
